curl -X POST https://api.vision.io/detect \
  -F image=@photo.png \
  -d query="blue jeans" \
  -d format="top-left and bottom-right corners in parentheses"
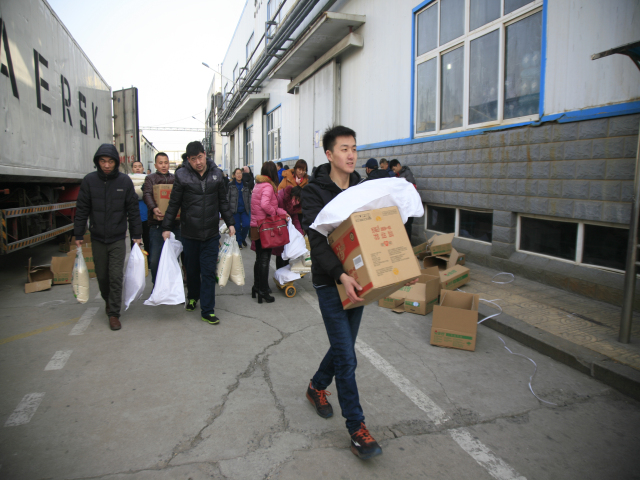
top-left (182, 235), bottom-right (219, 316)
top-left (148, 224), bottom-right (181, 285)
top-left (234, 210), bottom-right (250, 245)
top-left (312, 285), bottom-right (365, 434)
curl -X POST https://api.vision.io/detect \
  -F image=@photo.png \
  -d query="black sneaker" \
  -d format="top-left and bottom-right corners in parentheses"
top-left (186, 299), bottom-right (197, 312)
top-left (201, 313), bottom-right (219, 325)
top-left (242, 241), bottom-right (248, 247)
top-left (239, 244), bottom-right (243, 250)
top-left (350, 423), bottom-right (382, 460)
top-left (306, 381), bottom-right (333, 418)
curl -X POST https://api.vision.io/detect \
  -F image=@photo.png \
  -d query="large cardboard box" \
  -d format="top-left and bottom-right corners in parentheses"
top-left (51, 255), bottom-right (76, 284)
top-left (153, 184), bottom-right (180, 220)
top-left (25, 258), bottom-right (53, 293)
top-left (430, 290), bottom-right (480, 351)
top-left (423, 248), bottom-right (470, 290)
top-left (67, 246), bottom-right (96, 278)
top-left (328, 206), bottom-right (421, 309)
top-left (379, 270), bottom-right (440, 315)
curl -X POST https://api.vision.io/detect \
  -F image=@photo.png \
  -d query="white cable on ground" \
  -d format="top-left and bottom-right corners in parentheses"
top-left (498, 337), bottom-right (558, 406)
top-left (478, 299), bottom-right (503, 324)
top-left (492, 272), bottom-right (515, 284)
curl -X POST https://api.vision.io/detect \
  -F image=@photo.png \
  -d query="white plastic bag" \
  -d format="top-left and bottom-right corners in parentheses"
top-left (229, 238), bottom-right (245, 286)
top-left (274, 265), bottom-right (301, 284)
top-left (72, 245), bottom-right (90, 304)
top-left (309, 177), bottom-right (424, 236)
top-left (216, 236), bottom-right (233, 287)
top-left (144, 233), bottom-right (185, 306)
top-left (282, 220), bottom-right (307, 261)
top-left (122, 244), bottom-right (146, 310)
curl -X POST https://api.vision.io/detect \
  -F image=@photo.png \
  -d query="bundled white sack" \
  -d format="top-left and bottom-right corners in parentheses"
top-left (309, 177), bottom-right (424, 236)
top-left (122, 244), bottom-right (146, 310)
top-left (229, 238), bottom-right (245, 286)
top-left (282, 220), bottom-right (307, 261)
top-left (217, 236), bottom-right (233, 287)
top-left (129, 173), bottom-right (146, 200)
top-left (144, 233), bottom-right (184, 306)
top-left (72, 245), bottom-right (90, 304)
top-left (290, 255), bottom-right (311, 274)
top-left (274, 265), bottom-right (301, 284)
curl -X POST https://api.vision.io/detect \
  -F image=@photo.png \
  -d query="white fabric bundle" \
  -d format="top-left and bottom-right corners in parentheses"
top-left (129, 173), bottom-right (146, 200)
top-left (274, 265), bottom-right (301, 284)
top-left (144, 233), bottom-right (184, 306)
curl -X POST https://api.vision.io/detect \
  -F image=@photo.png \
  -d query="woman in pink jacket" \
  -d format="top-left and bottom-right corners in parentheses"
top-left (250, 161), bottom-right (287, 303)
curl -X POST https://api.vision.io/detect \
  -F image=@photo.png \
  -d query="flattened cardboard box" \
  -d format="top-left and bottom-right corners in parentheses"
top-left (153, 184), bottom-right (180, 220)
top-left (25, 258), bottom-right (53, 293)
top-left (423, 248), bottom-right (470, 290)
top-left (328, 206), bottom-right (421, 310)
top-left (431, 290), bottom-right (480, 352)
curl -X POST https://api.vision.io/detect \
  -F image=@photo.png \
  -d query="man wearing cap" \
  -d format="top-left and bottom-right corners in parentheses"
top-left (74, 144), bottom-right (142, 331)
top-left (362, 158), bottom-right (389, 180)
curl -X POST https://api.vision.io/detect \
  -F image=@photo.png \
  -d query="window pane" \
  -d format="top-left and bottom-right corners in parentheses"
top-left (416, 58), bottom-right (437, 133)
top-left (427, 205), bottom-right (456, 233)
top-left (470, 0), bottom-right (500, 31)
top-left (417, 5), bottom-right (438, 56)
top-left (441, 46), bottom-right (464, 130)
top-left (459, 210), bottom-right (493, 242)
top-left (440, 0), bottom-right (465, 45)
top-left (505, 0), bottom-right (533, 14)
top-left (520, 217), bottom-right (577, 261)
top-left (504, 12), bottom-right (542, 119)
top-left (469, 30), bottom-right (499, 124)
top-left (583, 225), bottom-right (628, 271)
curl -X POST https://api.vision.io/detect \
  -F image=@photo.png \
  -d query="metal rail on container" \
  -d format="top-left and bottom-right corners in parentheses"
top-left (592, 41), bottom-right (640, 343)
top-left (1, 202), bottom-right (76, 254)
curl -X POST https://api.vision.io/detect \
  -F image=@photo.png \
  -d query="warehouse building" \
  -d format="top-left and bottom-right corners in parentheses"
top-left (215, 0), bottom-right (640, 306)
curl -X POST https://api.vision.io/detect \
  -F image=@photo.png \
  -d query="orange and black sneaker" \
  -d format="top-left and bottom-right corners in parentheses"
top-left (350, 423), bottom-right (382, 460)
top-left (306, 381), bottom-right (333, 418)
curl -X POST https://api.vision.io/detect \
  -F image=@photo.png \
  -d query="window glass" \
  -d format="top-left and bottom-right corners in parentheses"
top-left (469, 30), bottom-right (499, 124)
top-left (459, 210), bottom-right (493, 242)
top-left (504, 12), bottom-right (542, 119)
top-left (582, 225), bottom-right (628, 271)
top-left (470, 0), bottom-right (500, 30)
top-left (267, 108), bottom-right (281, 161)
top-left (427, 205), bottom-right (456, 233)
top-left (441, 46), bottom-right (464, 130)
top-left (416, 58), bottom-right (437, 133)
top-left (417, 4), bottom-right (438, 56)
top-left (520, 217), bottom-right (577, 261)
top-left (505, 0), bottom-right (533, 14)
top-left (440, 0), bottom-right (465, 45)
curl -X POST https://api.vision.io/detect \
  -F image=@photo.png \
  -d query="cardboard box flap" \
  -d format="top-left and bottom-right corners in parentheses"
top-left (422, 266), bottom-right (440, 277)
top-left (440, 290), bottom-right (479, 311)
top-left (427, 233), bottom-right (454, 256)
top-left (25, 279), bottom-right (52, 293)
top-left (27, 258), bottom-right (54, 283)
top-left (436, 248), bottom-right (460, 269)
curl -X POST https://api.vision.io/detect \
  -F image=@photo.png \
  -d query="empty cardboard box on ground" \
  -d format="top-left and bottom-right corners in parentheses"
top-left (423, 248), bottom-right (470, 290)
top-left (25, 258), bottom-right (53, 293)
top-left (153, 184), bottom-right (180, 220)
top-left (431, 290), bottom-right (480, 352)
top-left (328, 206), bottom-right (421, 309)
top-left (379, 269), bottom-right (440, 315)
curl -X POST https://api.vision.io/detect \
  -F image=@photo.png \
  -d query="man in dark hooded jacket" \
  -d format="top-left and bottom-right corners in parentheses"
top-left (162, 141), bottom-right (235, 325)
top-left (74, 144), bottom-right (142, 331)
top-left (300, 126), bottom-right (383, 461)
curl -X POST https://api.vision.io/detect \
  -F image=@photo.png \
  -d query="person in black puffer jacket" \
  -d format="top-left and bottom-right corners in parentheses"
top-left (162, 141), bottom-right (235, 325)
top-left (74, 143), bottom-right (142, 331)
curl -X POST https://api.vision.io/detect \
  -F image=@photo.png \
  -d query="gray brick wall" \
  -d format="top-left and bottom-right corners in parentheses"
top-left (359, 113), bottom-right (640, 308)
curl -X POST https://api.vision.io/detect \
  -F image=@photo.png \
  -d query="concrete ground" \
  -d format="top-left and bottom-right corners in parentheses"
top-left (1, 239), bottom-right (640, 479)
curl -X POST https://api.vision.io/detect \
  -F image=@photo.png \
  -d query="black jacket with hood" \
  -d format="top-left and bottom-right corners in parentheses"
top-left (74, 144), bottom-right (142, 243)
top-left (366, 167), bottom-right (390, 181)
top-left (161, 157), bottom-right (234, 241)
top-left (300, 162), bottom-right (362, 287)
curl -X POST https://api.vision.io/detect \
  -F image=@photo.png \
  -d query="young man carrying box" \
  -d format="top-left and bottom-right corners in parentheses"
top-left (301, 126), bottom-right (418, 460)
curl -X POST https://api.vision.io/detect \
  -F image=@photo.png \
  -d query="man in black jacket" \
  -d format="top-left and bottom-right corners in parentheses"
top-left (74, 144), bottom-right (142, 331)
top-left (162, 141), bottom-right (235, 325)
top-left (389, 159), bottom-right (417, 239)
top-left (362, 158), bottom-right (389, 180)
top-left (300, 126), bottom-right (383, 460)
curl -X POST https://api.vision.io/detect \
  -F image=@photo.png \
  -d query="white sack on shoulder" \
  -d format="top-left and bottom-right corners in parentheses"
top-left (122, 244), bottom-right (146, 310)
top-left (309, 177), bottom-right (424, 236)
top-left (144, 233), bottom-right (184, 306)
top-left (282, 220), bottom-right (307, 261)
top-left (72, 246), bottom-right (90, 304)
top-left (274, 265), bottom-right (301, 284)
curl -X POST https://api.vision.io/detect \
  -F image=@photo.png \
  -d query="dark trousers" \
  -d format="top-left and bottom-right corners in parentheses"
top-left (234, 210), bottom-right (250, 245)
top-left (312, 285), bottom-right (365, 434)
top-left (253, 239), bottom-right (272, 293)
top-left (130, 220), bottom-right (150, 252)
top-left (93, 239), bottom-right (126, 318)
top-left (405, 216), bottom-right (414, 241)
top-left (148, 224), bottom-right (181, 284)
top-left (182, 235), bottom-right (219, 316)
